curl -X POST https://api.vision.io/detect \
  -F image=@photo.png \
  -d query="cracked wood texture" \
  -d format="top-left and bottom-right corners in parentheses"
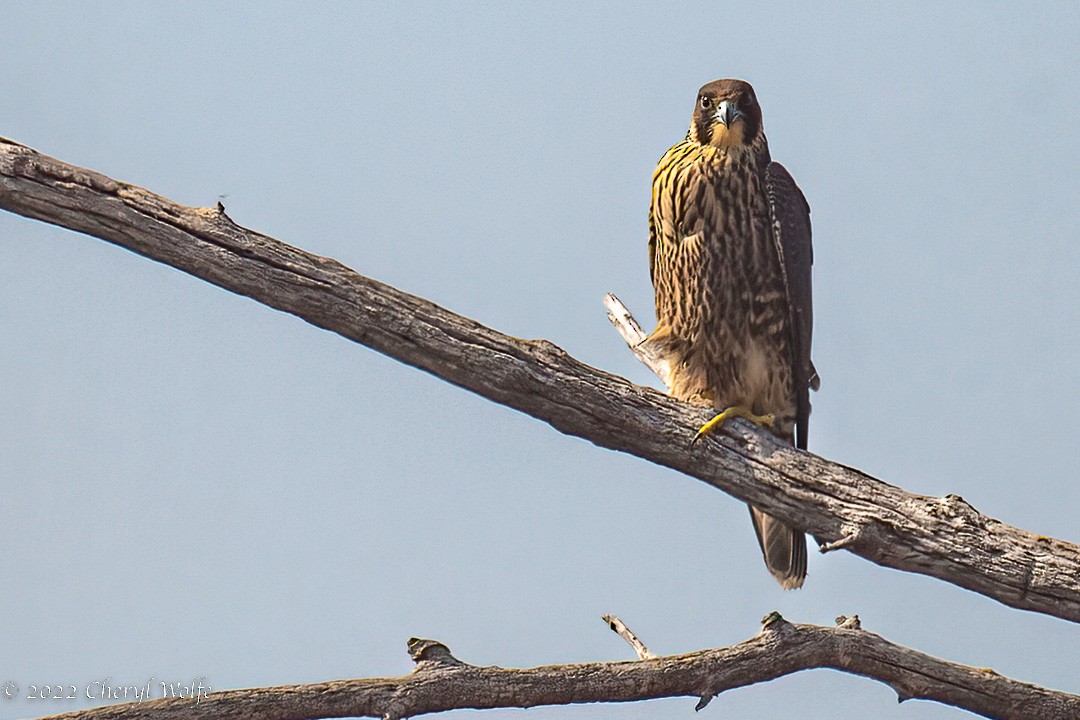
top-left (1, 136), bottom-right (1078, 623)
top-left (36, 616), bottom-right (1080, 720)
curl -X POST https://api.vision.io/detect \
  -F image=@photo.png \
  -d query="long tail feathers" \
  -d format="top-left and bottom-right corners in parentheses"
top-left (749, 506), bottom-right (807, 589)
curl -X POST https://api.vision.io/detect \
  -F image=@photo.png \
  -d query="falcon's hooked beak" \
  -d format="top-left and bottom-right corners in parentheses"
top-left (714, 100), bottom-right (742, 128)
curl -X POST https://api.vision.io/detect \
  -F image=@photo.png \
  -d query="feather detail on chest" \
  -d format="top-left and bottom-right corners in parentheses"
top-left (648, 142), bottom-right (794, 422)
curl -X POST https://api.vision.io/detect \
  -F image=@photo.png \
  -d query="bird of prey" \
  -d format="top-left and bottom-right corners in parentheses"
top-left (648, 79), bottom-right (818, 589)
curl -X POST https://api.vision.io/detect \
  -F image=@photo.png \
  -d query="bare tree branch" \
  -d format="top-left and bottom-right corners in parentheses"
top-left (36, 614), bottom-right (1080, 720)
top-left (1, 137), bottom-right (1078, 623)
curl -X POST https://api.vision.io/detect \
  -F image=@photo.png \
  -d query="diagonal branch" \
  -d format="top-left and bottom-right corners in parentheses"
top-left (36, 614), bottom-right (1080, 720)
top-left (1, 136), bottom-right (1078, 623)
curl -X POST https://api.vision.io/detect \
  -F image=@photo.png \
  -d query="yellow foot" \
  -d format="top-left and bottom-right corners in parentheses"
top-left (691, 406), bottom-right (775, 446)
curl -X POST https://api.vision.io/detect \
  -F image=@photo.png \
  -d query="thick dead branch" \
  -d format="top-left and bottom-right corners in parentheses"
top-left (1, 137), bottom-right (1078, 623)
top-left (37, 614), bottom-right (1080, 720)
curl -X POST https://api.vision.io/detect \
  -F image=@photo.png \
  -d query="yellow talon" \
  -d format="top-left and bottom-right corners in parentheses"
top-left (691, 405), bottom-right (775, 445)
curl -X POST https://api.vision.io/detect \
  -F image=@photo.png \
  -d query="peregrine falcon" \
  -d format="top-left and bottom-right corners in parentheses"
top-left (648, 79), bottom-right (819, 588)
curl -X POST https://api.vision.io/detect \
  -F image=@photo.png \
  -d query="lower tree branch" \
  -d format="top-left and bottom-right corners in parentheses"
top-left (38, 614), bottom-right (1080, 720)
top-left (1, 137), bottom-right (1078, 624)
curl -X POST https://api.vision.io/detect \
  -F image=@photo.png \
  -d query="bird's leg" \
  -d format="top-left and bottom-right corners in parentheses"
top-left (690, 406), bottom-right (775, 445)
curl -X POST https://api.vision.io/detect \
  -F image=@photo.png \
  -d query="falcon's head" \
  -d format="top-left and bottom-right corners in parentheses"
top-left (688, 79), bottom-right (763, 150)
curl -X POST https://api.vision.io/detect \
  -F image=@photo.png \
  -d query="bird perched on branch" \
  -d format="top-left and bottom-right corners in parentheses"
top-left (648, 79), bottom-right (819, 588)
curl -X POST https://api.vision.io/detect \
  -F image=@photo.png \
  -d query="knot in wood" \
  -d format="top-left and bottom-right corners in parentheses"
top-left (759, 611), bottom-right (789, 631)
top-left (835, 614), bottom-right (861, 629)
top-left (407, 637), bottom-right (462, 667)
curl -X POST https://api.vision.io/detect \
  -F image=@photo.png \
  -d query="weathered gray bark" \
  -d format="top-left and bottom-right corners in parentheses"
top-left (34, 615), bottom-right (1080, 720)
top-left (1, 137), bottom-right (1077, 628)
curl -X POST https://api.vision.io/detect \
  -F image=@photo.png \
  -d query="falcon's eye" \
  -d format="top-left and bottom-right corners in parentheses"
top-left (699, 96), bottom-right (712, 110)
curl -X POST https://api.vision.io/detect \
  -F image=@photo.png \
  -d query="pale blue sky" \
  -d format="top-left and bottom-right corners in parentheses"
top-left (1, 3), bottom-right (1078, 719)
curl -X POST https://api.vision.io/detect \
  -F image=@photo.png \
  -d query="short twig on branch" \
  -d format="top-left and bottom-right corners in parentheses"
top-left (1, 137), bottom-right (1078, 624)
top-left (602, 614), bottom-right (657, 660)
top-left (603, 293), bottom-right (672, 390)
top-left (36, 614), bottom-right (1080, 720)
top-left (819, 528), bottom-right (863, 553)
